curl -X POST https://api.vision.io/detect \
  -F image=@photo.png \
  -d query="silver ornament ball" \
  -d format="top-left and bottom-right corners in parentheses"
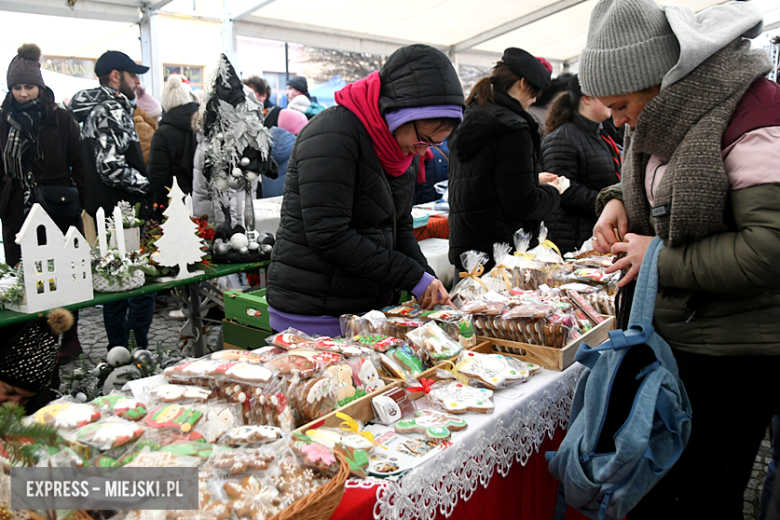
top-left (215, 243), bottom-right (230, 255)
top-left (214, 178), bottom-right (229, 191)
top-left (231, 167), bottom-right (243, 177)
top-left (75, 392), bottom-right (88, 403)
top-left (107, 347), bottom-right (131, 367)
top-left (239, 246), bottom-right (249, 254)
top-left (240, 157), bottom-right (251, 166)
top-left (244, 171), bottom-right (258, 182)
top-left (132, 349), bottom-right (153, 365)
top-left (227, 176), bottom-right (244, 190)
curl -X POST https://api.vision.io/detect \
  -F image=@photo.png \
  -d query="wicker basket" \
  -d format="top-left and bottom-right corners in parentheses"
top-left (269, 451), bottom-right (350, 520)
top-left (92, 270), bottom-right (145, 293)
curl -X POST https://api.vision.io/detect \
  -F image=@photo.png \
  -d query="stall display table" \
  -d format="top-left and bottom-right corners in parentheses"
top-left (413, 214), bottom-right (449, 241)
top-left (331, 364), bottom-right (589, 520)
top-left (0, 261), bottom-right (268, 357)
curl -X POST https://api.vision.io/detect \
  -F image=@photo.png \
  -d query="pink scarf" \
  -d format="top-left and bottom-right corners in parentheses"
top-left (335, 72), bottom-right (425, 181)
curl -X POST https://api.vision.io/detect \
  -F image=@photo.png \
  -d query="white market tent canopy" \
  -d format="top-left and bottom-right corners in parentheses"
top-left (1, 0), bottom-right (779, 97)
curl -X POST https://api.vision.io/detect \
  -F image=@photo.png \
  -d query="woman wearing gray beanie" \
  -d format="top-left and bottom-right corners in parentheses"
top-left (581, 0), bottom-right (780, 517)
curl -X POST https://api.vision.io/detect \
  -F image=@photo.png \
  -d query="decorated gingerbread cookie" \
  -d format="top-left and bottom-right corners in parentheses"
top-left (161, 440), bottom-right (230, 459)
top-left (427, 381), bottom-right (494, 414)
top-left (219, 426), bottom-right (284, 447)
top-left (167, 490), bottom-right (231, 520)
top-left (456, 351), bottom-right (524, 389)
top-left (146, 404), bottom-right (203, 432)
top-left (394, 409), bottom-right (468, 441)
top-left (299, 377), bottom-right (338, 422)
top-left (224, 475), bottom-right (281, 520)
top-left (269, 330), bottom-right (312, 350)
top-left (91, 395), bottom-right (147, 421)
top-left (75, 420), bottom-right (145, 449)
top-left (270, 462), bottom-right (316, 506)
top-left (125, 451), bottom-right (190, 468)
top-left (325, 365), bottom-right (358, 405)
top-left (292, 439), bottom-right (338, 474)
top-left (391, 344), bottom-right (425, 376)
top-left (264, 354), bottom-right (318, 379)
top-left (210, 350), bottom-right (264, 364)
top-left (212, 448), bottom-right (275, 475)
top-left (31, 402), bottom-right (101, 430)
top-left (352, 334), bottom-right (403, 353)
top-left (225, 363), bottom-right (273, 384)
top-left (503, 356), bottom-right (542, 379)
top-left (349, 358), bottom-right (386, 393)
top-left (197, 407), bottom-right (239, 442)
top-left (151, 384), bottom-right (212, 402)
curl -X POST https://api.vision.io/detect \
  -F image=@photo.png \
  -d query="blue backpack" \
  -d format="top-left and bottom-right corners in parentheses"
top-left (546, 237), bottom-right (692, 520)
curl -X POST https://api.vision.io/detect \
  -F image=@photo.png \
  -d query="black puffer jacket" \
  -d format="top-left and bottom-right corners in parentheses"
top-left (540, 112), bottom-right (620, 254)
top-left (267, 45), bottom-right (465, 316)
top-left (148, 102), bottom-right (199, 219)
top-left (448, 92), bottom-right (560, 271)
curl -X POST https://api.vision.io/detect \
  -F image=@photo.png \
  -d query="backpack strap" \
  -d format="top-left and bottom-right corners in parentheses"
top-left (575, 325), bottom-right (655, 369)
top-left (642, 391), bottom-right (691, 476)
top-left (627, 236), bottom-right (664, 327)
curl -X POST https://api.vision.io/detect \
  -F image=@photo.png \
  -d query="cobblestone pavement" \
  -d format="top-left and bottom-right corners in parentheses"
top-left (62, 293), bottom-right (773, 519)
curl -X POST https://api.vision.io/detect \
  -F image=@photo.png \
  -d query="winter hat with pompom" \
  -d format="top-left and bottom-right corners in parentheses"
top-left (161, 74), bottom-right (196, 112)
top-left (0, 308), bottom-right (74, 392)
top-left (277, 108), bottom-right (308, 135)
top-left (7, 43), bottom-right (45, 89)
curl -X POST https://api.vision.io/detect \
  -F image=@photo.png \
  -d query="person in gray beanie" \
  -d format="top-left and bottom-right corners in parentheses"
top-left (581, 0), bottom-right (780, 518)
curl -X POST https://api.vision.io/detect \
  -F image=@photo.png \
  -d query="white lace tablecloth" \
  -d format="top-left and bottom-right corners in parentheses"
top-left (344, 363), bottom-right (585, 520)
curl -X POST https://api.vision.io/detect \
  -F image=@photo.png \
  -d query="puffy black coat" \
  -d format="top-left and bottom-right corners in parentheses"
top-left (540, 111), bottom-right (620, 254)
top-left (448, 92), bottom-right (560, 272)
top-left (267, 45), bottom-right (465, 317)
top-left (414, 141), bottom-right (449, 205)
top-left (148, 102), bottom-right (199, 218)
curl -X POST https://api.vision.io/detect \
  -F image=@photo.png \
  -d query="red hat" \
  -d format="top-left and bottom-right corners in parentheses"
top-left (536, 56), bottom-right (554, 75)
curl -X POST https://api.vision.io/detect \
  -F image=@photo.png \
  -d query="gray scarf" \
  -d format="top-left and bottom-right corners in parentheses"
top-left (622, 39), bottom-right (772, 246)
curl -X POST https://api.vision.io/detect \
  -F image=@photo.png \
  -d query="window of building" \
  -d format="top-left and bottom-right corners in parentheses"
top-left (164, 64), bottom-right (205, 90)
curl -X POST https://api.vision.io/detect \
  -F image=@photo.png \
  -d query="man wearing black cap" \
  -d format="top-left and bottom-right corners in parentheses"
top-left (68, 51), bottom-right (157, 354)
top-left (285, 75), bottom-right (325, 120)
top-left (69, 50), bottom-right (153, 218)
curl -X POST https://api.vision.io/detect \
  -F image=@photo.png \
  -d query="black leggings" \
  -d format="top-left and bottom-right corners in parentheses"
top-left (629, 349), bottom-right (780, 519)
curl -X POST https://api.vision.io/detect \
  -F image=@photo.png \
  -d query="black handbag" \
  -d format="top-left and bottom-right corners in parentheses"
top-left (32, 184), bottom-right (82, 228)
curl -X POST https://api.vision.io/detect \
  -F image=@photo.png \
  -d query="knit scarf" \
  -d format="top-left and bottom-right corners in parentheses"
top-left (3, 97), bottom-right (43, 184)
top-left (335, 71), bottom-right (423, 180)
top-left (622, 39), bottom-right (771, 246)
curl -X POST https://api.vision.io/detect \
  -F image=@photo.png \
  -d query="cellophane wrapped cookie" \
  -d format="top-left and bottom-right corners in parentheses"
top-left (481, 243), bottom-right (518, 294)
top-left (266, 328), bottom-right (314, 350)
top-left (454, 350), bottom-right (541, 389)
top-left (511, 229), bottom-right (548, 290)
top-left (68, 416), bottom-right (145, 452)
top-left (90, 392), bottom-right (147, 421)
top-left (526, 224), bottom-right (563, 266)
top-left (423, 308), bottom-right (478, 348)
top-left (339, 310), bottom-right (387, 337)
top-left (450, 250), bottom-right (490, 308)
top-left (424, 379), bottom-right (494, 414)
top-left (28, 397), bottom-right (101, 430)
top-left (406, 322), bottom-right (464, 363)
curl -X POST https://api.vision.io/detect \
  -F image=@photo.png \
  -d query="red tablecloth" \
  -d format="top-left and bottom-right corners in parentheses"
top-left (330, 428), bottom-right (589, 520)
top-left (414, 215), bottom-right (449, 240)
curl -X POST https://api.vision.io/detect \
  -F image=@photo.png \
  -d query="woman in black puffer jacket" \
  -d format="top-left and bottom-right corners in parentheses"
top-left (266, 45), bottom-right (465, 336)
top-left (540, 75), bottom-right (621, 254)
top-left (448, 48), bottom-right (564, 273)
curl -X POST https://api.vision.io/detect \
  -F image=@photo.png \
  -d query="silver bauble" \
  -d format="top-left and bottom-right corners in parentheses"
top-left (216, 132), bottom-right (224, 140)
top-left (259, 244), bottom-right (273, 255)
top-left (215, 243), bottom-right (230, 255)
top-left (244, 171), bottom-right (258, 182)
top-left (107, 346), bottom-right (131, 367)
top-left (75, 392), bottom-right (88, 403)
top-left (248, 242), bottom-right (260, 250)
top-left (214, 177), bottom-right (229, 191)
top-left (240, 157), bottom-right (251, 166)
top-left (239, 246), bottom-right (249, 254)
top-left (214, 238), bottom-right (224, 245)
top-left (231, 167), bottom-right (243, 177)
top-left (132, 349), bottom-right (153, 365)
top-left (227, 176), bottom-right (244, 190)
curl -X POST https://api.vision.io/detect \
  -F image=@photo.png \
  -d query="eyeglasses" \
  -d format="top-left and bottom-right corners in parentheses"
top-left (412, 121), bottom-right (444, 147)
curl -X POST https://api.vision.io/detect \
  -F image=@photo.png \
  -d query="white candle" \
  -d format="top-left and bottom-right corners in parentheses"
top-left (96, 207), bottom-right (108, 257)
top-left (114, 206), bottom-right (126, 258)
top-left (185, 194), bottom-right (193, 217)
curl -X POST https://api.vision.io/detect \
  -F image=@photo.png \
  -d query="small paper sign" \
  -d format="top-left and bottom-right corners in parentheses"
top-left (123, 374), bottom-right (167, 400)
top-left (495, 388), bottom-right (525, 400)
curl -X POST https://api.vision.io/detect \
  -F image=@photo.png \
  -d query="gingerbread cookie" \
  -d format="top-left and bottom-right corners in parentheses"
top-left (264, 353), bottom-right (318, 379)
top-left (456, 351), bottom-right (527, 389)
top-left (248, 346), bottom-right (286, 362)
top-left (167, 491), bottom-right (231, 520)
top-left (74, 419), bottom-right (145, 449)
top-left (292, 439), bottom-right (338, 474)
top-left (31, 402), bottom-right (101, 430)
top-left (151, 385), bottom-right (212, 402)
top-left (146, 404), bottom-right (203, 432)
top-left (348, 358), bottom-right (386, 393)
top-left (210, 350), bottom-right (264, 364)
top-left (197, 407), bottom-right (239, 442)
top-left (125, 451), bottom-right (189, 467)
top-left (212, 448), bottom-right (275, 475)
top-left (220, 426), bottom-right (284, 447)
top-left (297, 377), bottom-right (338, 422)
top-left (161, 440), bottom-right (230, 459)
top-left (352, 334), bottom-right (403, 353)
top-left (394, 409), bottom-right (468, 441)
top-left (225, 363), bottom-right (273, 384)
top-left (224, 475), bottom-right (281, 520)
top-left (426, 381), bottom-right (494, 414)
top-left (270, 462), bottom-right (316, 506)
top-left (91, 395), bottom-right (147, 421)
top-left (269, 330), bottom-right (311, 350)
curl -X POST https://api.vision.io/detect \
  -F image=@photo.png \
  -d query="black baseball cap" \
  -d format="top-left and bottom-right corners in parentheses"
top-left (95, 50), bottom-right (149, 76)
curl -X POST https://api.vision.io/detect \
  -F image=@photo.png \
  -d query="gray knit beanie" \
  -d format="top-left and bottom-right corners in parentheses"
top-left (579, 0), bottom-right (680, 97)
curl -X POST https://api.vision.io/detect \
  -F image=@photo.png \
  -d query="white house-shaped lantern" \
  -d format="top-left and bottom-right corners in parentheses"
top-left (9, 203), bottom-right (94, 314)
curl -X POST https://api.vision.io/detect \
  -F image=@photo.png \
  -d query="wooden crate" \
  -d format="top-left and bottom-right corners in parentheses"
top-left (477, 317), bottom-right (615, 371)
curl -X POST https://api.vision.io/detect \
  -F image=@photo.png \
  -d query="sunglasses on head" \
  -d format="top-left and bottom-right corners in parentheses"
top-left (412, 121), bottom-right (444, 147)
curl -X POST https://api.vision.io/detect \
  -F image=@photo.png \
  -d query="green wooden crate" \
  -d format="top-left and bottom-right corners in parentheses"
top-left (223, 319), bottom-right (272, 350)
top-left (224, 289), bottom-right (270, 331)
